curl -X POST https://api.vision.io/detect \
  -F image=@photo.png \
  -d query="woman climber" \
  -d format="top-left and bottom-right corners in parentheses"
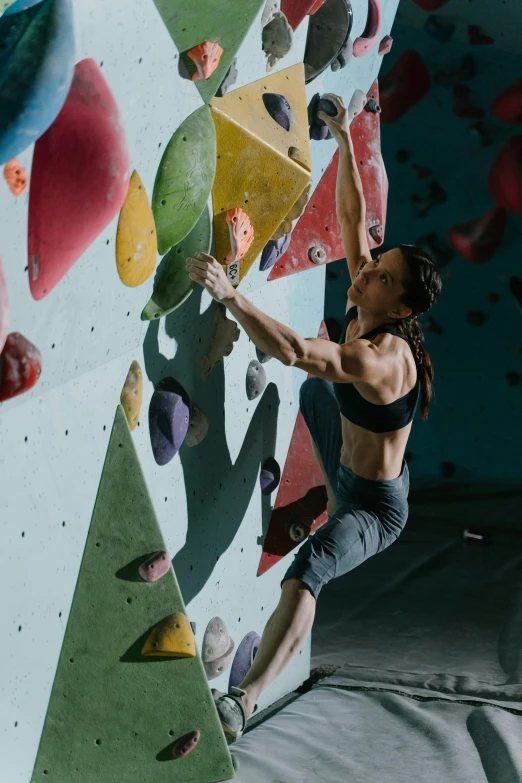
top-left (186, 92), bottom-right (442, 743)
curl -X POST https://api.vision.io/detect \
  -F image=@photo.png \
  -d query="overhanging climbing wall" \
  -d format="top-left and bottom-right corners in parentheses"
top-left (0, 0), bottom-right (402, 779)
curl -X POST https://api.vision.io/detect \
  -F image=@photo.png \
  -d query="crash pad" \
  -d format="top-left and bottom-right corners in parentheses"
top-left (0, 0), bottom-right (74, 164)
top-left (27, 58), bottom-right (130, 300)
top-left (116, 171), bottom-right (157, 287)
top-left (152, 106), bottom-right (216, 255)
top-left (29, 405), bottom-right (235, 783)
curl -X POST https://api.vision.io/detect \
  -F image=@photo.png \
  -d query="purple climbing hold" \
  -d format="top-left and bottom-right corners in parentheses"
top-left (262, 93), bottom-right (293, 131)
top-left (259, 233), bottom-right (292, 271)
top-left (172, 730), bottom-right (200, 759)
top-left (424, 15), bottom-right (455, 43)
top-left (149, 377), bottom-right (190, 466)
top-left (138, 551), bottom-right (171, 582)
top-left (308, 93), bottom-right (337, 140)
top-left (228, 631), bottom-right (261, 691)
top-left (260, 456), bottom-right (281, 495)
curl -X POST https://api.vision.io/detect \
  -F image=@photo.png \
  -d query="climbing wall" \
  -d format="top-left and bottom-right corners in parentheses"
top-left (0, 0), bottom-right (401, 780)
top-left (324, 0), bottom-right (522, 482)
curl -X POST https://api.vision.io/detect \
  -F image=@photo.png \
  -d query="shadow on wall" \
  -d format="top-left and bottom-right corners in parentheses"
top-left (142, 287), bottom-right (280, 605)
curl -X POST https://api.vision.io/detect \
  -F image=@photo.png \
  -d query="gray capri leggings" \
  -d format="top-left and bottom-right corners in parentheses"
top-left (281, 377), bottom-right (410, 601)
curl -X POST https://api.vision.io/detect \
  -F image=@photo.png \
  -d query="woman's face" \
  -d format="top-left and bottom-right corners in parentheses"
top-left (348, 248), bottom-right (411, 319)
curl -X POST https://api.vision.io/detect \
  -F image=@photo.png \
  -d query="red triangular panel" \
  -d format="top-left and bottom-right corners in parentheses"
top-left (268, 80), bottom-right (388, 281)
top-left (257, 320), bottom-right (330, 577)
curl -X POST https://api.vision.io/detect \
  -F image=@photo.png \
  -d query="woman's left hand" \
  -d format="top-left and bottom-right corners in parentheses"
top-left (186, 253), bottom-right (237, 304)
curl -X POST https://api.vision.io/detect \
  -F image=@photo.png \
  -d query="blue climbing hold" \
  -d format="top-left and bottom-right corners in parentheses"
top-left (0, 0), bottom-right (74, 164)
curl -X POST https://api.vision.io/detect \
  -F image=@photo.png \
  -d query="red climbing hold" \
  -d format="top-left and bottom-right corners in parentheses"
top-left (467, 25), bottom-right (494, 45)
top-left (379, 50), bottom-right (430, 124)
top-left (488, 136), bottom-right (522, 215)
top-left (281, 0), bottom-right (327, 30)
top-left (0, 333), bottom-right (42, 402)
top-left (448, 206), bottom-right (506, 264)
top-left (411, 0), bottom-right (449, 9)
top-left (257, 322), bottom-right (330, 576)
top-left (27, 58), bottom-right (130, 300)
top-left (4, 159), bottom-right (28, 197)
top-left (187, 42), bottom-right (223, 81)
top-left (378, 35), bottom-right (393, 55)
top-left (353, 0), bottom-right (381, 58)
top-left (491, 79), bottom-right (522, 125)
top-left (0, 256), bottom-right (9, 354)
top-left (452, 84), bottom-right (484, 119)
top-left (172, 730), bottom-right (200, 759)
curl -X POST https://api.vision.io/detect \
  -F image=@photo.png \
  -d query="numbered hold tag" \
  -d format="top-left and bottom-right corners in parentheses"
top-left (226, 259), bottom-right (240, 285)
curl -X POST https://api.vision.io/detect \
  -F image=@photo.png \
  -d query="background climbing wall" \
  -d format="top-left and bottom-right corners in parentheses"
top-left (0, 0), bottom-right (400, 780)
top-left (325, 0), bottom-right (522, 482)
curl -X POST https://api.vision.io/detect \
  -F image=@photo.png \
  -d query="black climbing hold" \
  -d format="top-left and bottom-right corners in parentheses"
top-left (395, 149), bottom-right (411, 163)
top-left (466, 310), bottom-right (485, 326)
top-left (364, 98), bottom-right (381, 114)
top-left (262, 93), bottom-right (293, 131)
top-left (505, 371), bottom-right (520, 386)
top-left (440, 461), bottom-right (455, 478)
top-left (304, 0), bottom-right (353, 83)
top-left (434, 53), bottom-right (476, 87)
top-left (308, 93), bottom-right (337, 140)
top-left (424, 15), bottom-right (455, 43)
top-left (256, 346), bottom-right (272, 363)
top-left (411, 182), bottom-right (447, 218)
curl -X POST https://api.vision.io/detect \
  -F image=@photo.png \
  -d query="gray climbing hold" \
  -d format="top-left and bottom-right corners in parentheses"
top-left (331, 37), bottom-right (352, 71)
top-left (217, 57), bottom-right (238, 96)
top-left (262, 11), bottom-right (293, 70)
top-left (256, 346), bottom-right (272, 363)
top-left (204, 637), bottom-right (236, 680)
top-left (289, 521), bottom-right (308, 542)
top-left (262, 93), bottom-right (293, 131)
top-left (202, 616), bottom-right (231, 662)
top-left (246, 360), bottom-right (267, 400)
top-left (185, 401), bottom-right (209, 447)
top-left (308, 246), bottom-right (326, 264)
top-left (347, 88), bottom-right (367, 121)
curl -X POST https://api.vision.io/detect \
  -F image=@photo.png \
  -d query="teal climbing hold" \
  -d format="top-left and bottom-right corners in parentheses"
top-left (152, 106), bottom-right (216, 255)
top-left (0, 0), bottom-right (74, 164)
top-left (141, 204), bottom-right (212, 321)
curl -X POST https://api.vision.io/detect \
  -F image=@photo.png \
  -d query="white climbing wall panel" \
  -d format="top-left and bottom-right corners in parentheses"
top-left (0, 0), bottom-right (399, 779)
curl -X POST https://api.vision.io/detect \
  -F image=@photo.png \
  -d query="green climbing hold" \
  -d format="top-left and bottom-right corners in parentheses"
top-left (141, 203), bottom-right (211, 320)
top-left (152, 105), bottom-right (216, 255)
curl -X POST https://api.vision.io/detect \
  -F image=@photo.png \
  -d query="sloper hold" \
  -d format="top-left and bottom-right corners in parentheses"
top-left (186, 41), bottom-right (223, 81)
top-left (262, 11), bottom-right (293, 70)
top-left (138, 550), bottom-right (171, 582)
top-left (262, 93), bottom-right (293, 131)
top-left (185, 401), bottom-right (209, 447)
top-left (28, 58), bottom-right (130, 300)
top-left (246, 359), bottom-right (267, 400)
top-left (308, 93), bottom-right (336, 140)
top-left (352, 0), bottom-right (381, 57)
top-left (257, 321), bottom-right (330, 576)
top-left (379, 50), bottom-right (430, 123)
top-left (116, 171), bottom-right (157, 288)
top-left (152, 106), bottom-right (216, 255)
top-left (142, 612), bottom-right (196, 658)
top-left (448, 207), bottom-right (506, 264)
top-left (269, 81), bottom-right (387, 280)
top-left (172, 730), bottom-right (200, 759)
top-left (204, 639), bottom-right (235, 680)
top-left (304, 0), bottom-right (353, 83)
top-left (120, 360), bottom-right (143, 431)
top-left (3, 159), bottom-right (28, 196)
top-left (202, 617), bottom-right (232, 663)
top-left (271, 182), bottom-right (311, 240)
top-left (0, 256), bottom-right (10, 354)
top-left (201, 303), bottom-right (240, 379)
top-left (0, 332), bottom-right (42, 402)
top-left (491, 79), bottom-right (522, 125)
top-left (228, 631), bottom-right (260, 690)
top-left (29, 405), bottom-right (235, 783)
top-left (488, 136), bottom-right (522, 215)
top-left (210, 63), bottom-right (311, 285)
top-left (0, 0), bottom-right (74, 165)
top-left (141, 204), bottom-right (211, 321)
top-left (148, 377), bottom-right (190, 466)
top-left (152, 0), bottom-right (264, 103)
top-left (226, 207), bottom-right (255, 263)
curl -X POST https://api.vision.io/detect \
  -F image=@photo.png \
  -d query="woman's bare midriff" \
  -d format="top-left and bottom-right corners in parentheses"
top-left (339, 314), bottom-right (416, 481)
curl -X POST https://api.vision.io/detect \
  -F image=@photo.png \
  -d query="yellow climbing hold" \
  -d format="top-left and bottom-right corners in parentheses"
top-left (120, 360), bottom-right (143, 431)
top-left (142, 612), bottom-right (196, 658)
top-left (210, 62), bottom-right (311, 285)
top-left (116, 170), bottom-right (157, 287)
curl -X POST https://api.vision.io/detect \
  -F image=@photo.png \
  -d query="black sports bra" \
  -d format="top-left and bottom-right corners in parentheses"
top-left (332, 306), bottom-right (420, 433)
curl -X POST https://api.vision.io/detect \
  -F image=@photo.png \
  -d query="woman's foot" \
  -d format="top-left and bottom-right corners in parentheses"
top-left (211, 686), bottom-right (257, 743)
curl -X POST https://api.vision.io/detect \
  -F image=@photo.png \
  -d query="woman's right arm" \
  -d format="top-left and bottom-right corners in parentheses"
top-left (318, 94), bottom-right (372, 284)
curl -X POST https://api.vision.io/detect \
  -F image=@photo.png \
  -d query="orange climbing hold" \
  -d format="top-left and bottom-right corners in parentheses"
top-left (187, 41), bottom-right (224, 81)
top-left (225, 208), bottom-right (254, 264)
top-left (3, 159), bottom-right (28, 197)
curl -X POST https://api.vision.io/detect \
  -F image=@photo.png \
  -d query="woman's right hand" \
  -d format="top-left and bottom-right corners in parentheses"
top-left (317, 93), bottom-right (351, 146)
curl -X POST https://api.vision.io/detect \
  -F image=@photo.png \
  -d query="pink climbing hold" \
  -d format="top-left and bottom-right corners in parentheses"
top-left (138, 551), bottom-right (171, 583)
top-left (448, 206), bottom-right (506, 264)
top-left (488, 136), bottom-right (522, 215)
top-left (491, 79), bottom-right (522, 125)
top-left (411, 0), bottom-right (449, 9)
top-left (378, 35), bottom-right (393, 55)
top-left (467, 25), bottom-right (494, 45)
top-left (0, 256), bottom-right (10, 354)
top-left (0, 333), bottom-right (42, 402)
top-left (3, 160), bottom-right (28, 197)
top-left (452, 84), bottom-right (484, 119)
top-left (353, 0), bottom-right (381, 57)
top-left (172, 730), bottom-right (200, 759)
top-left (379, 50), bottom-right (430, 124)
top-left (225, 208), bottom-right (254, 264)
top-left (27, 58), bottom-right (130, 300)
top-left (187, 41), bottom-right (224, 81)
